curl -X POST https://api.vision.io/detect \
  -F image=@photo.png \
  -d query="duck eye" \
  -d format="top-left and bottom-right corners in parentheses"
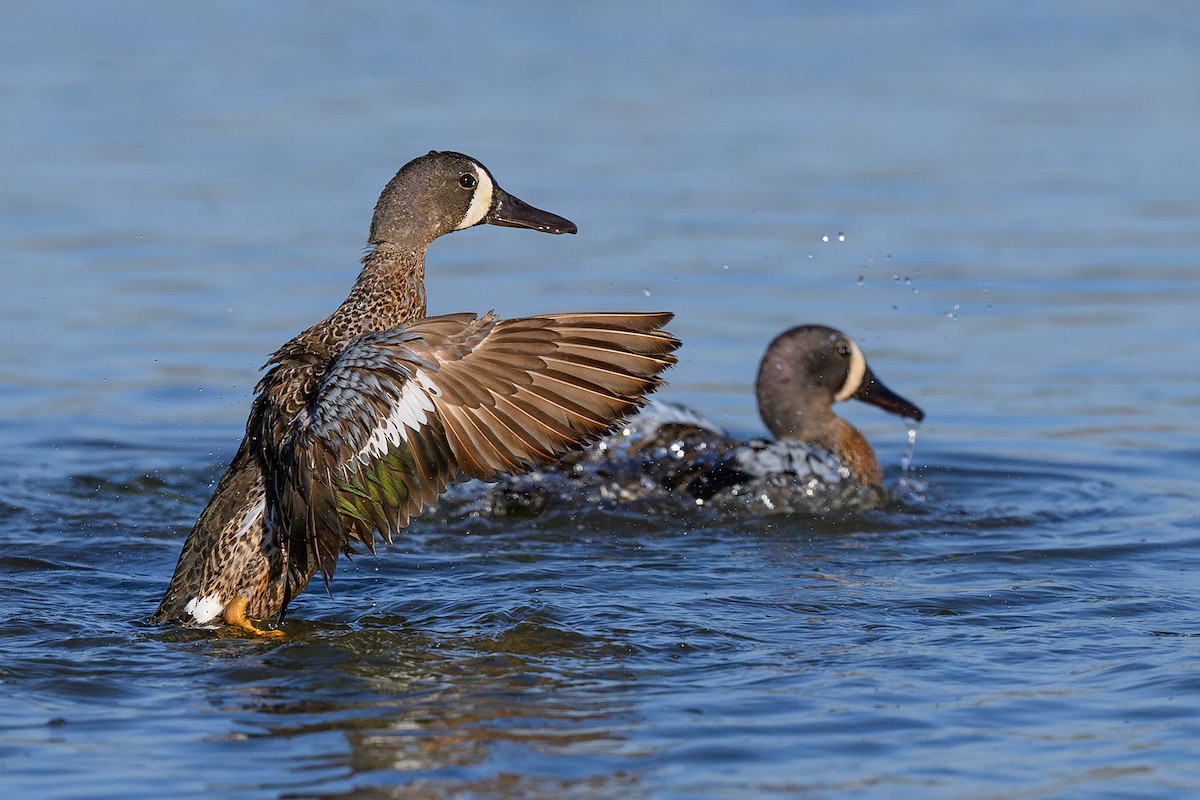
top-left (458, 173), bottom-right (477, 189)
top-left (838, 345), bottom-right (851, 358)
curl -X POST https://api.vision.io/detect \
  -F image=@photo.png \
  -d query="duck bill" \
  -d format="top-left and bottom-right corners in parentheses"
top-left (853, 367), bottom-right (925, 422)
top-left (486, 187), bottom-right (577, 234)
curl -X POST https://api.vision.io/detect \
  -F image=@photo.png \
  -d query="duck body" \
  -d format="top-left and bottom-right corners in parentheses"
top-left (478, 325), bottom-right (922, 517)
top-left (152, 151), bottom-right (679, 632)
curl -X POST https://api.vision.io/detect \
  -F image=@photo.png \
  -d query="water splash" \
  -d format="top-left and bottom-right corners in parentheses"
top-left (896, 422), bottom-right (925, 501)
top-left (899, 424), bottom-right (918, 472)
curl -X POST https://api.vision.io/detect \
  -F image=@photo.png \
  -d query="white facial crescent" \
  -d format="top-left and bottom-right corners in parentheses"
top-left (456, 165), bottom-right (495, 230)
top-left (833, 339), bottom-right (866, 402)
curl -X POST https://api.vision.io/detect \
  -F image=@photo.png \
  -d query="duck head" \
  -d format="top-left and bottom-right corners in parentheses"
top-left (755, 324), bottom-right (924, 443)
top-left (369, 150), bottom-right (577, 247)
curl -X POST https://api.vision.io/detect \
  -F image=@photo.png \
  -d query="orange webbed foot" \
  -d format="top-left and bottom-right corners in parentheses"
top-left (222, 596), bottom-right (284, 638)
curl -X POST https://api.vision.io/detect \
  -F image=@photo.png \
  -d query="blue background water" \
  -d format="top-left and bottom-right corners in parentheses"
top-left (1, 2), bottom-right (1198, 798)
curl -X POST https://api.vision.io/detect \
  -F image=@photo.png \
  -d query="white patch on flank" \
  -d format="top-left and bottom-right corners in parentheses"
top-left (358, 371), bottom-right (437, 460)
top-left (834, 340), bottom-right (866, 402)
top-left (184, 594), bottom-right (224, 624)
top-left (234, 497), bottom-right (265, 539)
top-left (455, 166), bottom-right (495, 230)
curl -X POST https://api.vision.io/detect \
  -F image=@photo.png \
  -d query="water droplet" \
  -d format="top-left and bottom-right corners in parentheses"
top-left (897, 424), bottom-right (923, 501)
top-left (856, 275), bottom-right (865, 286)
top-left (821, 235), bottom-right (829, 243)
top-left (900, 426), bottom-right (918, 472)
top-left (837, 232), bottom-right (845, 242)
top-left (643, 288), bottom-right (651, 296)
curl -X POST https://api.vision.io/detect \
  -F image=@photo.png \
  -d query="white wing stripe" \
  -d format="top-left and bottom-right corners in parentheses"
top-left (357, 372), bottom-right (437, 461)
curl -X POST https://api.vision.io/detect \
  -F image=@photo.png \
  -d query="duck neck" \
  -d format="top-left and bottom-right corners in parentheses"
top-left (300, 243), bottom-right (429, 353)
top-left (771, 407), bottom-right (882, 486)
top-left (820, 415), bottom-right (882, 486)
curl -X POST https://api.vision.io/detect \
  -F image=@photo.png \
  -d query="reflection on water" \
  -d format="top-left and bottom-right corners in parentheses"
top-left (3, 1), bottom-right (1200, 798)
top-left (228, 631), bottom-right (642, 798)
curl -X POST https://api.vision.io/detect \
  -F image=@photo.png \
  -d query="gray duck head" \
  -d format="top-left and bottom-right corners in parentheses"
top-left (368, 150), bottom-right (577, 247)
top-left (754, 324), bottom-right (924, 442)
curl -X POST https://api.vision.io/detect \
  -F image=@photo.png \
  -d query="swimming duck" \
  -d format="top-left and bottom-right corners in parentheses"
top-left (482, 324), bottom-right (922, 515)
top-left (151, 150), bottom-right (679, 635)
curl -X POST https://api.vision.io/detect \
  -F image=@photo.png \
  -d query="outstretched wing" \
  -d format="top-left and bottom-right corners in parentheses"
top-left (264, 311), bottom-right (678, 591)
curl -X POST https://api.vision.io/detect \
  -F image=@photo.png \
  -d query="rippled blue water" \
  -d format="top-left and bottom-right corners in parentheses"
top-left (2, 2), bottom-right (1198, 798)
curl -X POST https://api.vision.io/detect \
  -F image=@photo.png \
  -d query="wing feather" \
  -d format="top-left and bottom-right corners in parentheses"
top-left (261, 310), bottom-right (678, 591)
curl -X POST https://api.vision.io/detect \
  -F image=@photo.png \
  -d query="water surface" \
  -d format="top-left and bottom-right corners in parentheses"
top-left (2, 2), bottom-right (1199, 798)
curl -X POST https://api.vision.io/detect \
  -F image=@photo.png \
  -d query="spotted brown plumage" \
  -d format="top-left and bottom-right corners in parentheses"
top-left (150, 151), bottom-right (679, 633)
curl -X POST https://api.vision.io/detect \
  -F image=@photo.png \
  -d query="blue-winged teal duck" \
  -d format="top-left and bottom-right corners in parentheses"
top-left (151, 151), bottom-right (679, 634)
top-left (484, 324), bottom-right (923, 515)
